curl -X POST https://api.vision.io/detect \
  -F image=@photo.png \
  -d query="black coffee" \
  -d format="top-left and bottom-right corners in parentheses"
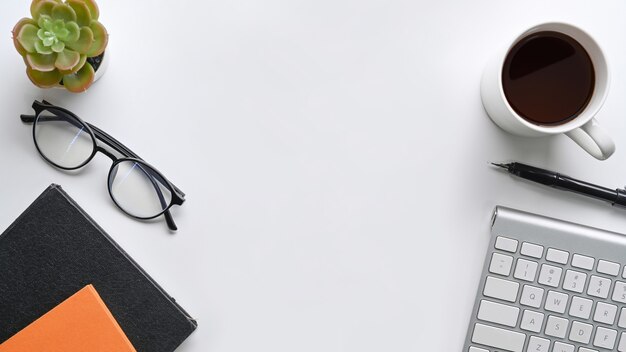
top-left (502, 31), bottom-right (595, 125)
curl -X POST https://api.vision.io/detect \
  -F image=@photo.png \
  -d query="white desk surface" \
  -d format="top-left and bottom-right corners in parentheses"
top-left (2, 1), bottom-right (626, 351)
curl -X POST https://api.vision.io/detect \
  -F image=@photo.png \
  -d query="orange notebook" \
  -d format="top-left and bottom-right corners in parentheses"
top-left (0, 285), bottom-right (136, 352)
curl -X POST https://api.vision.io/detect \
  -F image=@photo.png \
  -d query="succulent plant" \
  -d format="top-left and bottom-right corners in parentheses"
top-left (12, 0), bottom-right (108, 93)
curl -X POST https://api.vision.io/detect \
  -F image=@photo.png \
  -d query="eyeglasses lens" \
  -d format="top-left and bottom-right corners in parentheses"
top-left (108, 160), bottom-right (173, 218)
top-left (34, 109), bottom-right (95, 169)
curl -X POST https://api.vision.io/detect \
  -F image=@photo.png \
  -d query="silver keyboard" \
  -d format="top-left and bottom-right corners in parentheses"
top-left (463, 207), bottom-right (626, 352)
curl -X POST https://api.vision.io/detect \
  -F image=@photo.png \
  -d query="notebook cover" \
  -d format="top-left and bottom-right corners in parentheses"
top-left (0, 285), bottom-right (136, 352)
top-left (0, 184), bottom-right (197, 352)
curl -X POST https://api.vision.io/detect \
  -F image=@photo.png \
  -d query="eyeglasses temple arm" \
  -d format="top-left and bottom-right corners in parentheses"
top-left (20, 114), bottom-right (35, 123)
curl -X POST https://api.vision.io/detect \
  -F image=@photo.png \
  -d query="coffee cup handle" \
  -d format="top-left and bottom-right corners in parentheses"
top-left (565, 118), bottom-right (615, 160)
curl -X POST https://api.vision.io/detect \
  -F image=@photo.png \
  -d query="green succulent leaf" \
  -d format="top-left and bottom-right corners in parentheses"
top-left (31, 0), bottom-right (57, 20)
top-left (38, 14), bottom-right (51, 30)
top-left (63, 62), bottom-right (94, 93)
top-left (55, 27), bottom-right (70, 41)
top-left (66, 26), bottom-right (94, 54)
top-left (17, 24), bottom-right (40, 54)
top-left (26, 53), bottom-right (57, 72)
top-left (27, 67), bottom-right (63, 88)
top-left (43, 36), bottom-right (54, 46)
top-left (67, 0), bottom-right (91, 27)
top-left (80, 0), bottom-right (99, 20)
top-left (30, 0), bottom-right (61, 17)
top-left (13, 18), bottom-right (37, 56)
top-left (51, 19), bottom-right (65, 32)
top-left (34, 40), bottom-right (53, 54)
top-left (55, 48), bottom-right (80, 71)
top-left (59, 54), bottom-right (86, 75)
top-left (38, 29), bottom-right (54, 45)
top-left (51, 3), bottom-right (77, 22)
top-left (85, 20), bottom-right (107, 57)
top-left (51, 41), bottom-right (65, 53)
top-left (63, 21), bottom-right (80, 42)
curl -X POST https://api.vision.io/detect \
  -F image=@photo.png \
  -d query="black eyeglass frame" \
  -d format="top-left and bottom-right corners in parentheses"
top-left (21, 100), bottom-right (185, 231)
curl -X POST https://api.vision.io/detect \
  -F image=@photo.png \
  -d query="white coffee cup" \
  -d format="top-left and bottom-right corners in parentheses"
top-left (481, 22), bottom-right (615, 160)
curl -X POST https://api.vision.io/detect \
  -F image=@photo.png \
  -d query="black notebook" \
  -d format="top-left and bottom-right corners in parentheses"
top-left (0, 185), bottom-right (197, 351)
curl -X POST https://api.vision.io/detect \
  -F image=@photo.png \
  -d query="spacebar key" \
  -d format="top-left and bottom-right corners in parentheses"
top-left (471, 323), bottom-right (526, 352)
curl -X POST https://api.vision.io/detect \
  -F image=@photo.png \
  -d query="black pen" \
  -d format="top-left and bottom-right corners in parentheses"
top-left (492, 162), bottom-right (626, 208)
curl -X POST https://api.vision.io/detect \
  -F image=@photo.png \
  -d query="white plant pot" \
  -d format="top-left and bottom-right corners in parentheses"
top-left (92, 50), bottom-right (108, 84)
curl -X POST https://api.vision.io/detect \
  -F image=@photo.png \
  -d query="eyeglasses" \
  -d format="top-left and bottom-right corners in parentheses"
top-left (21, 100), bottom-right (185, 231)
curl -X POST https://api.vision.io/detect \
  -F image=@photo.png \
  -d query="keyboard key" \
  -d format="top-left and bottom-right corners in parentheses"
top-left (520, 309), bottom-right (544, 333)
top-left (579, 348), bottom-right (599, 352)
top-left (546, 248), bottom-right (569, 264)
top-left (569, 321), bottom-right (593, 344)
top-left (483, 276), bottom-right (519, 302)
top-left (489, 253), bottom-right (513, 276)
top-left (545, 290), bottom-right (568, 314)
top-left (612, 281), bottom-right (626, 303)
top-left (563, 270), bottom-right (587, 293)
top-left (521, 242), bottom-right (543, 258)
top-left (598, 260), bottom-right (620, 276)
top-left (471, 323), bottom-right (525, 352)
top-left (538, 264), bottom-right (562, 287)
top-left (545, 315), bottom-right (568, 339)
top-left (587, 275), bottom-right (611, 298)
top-left (526, 336), bottom-right (549, 352)
top-left (520, 285), bottom-right (544, 308)
top-left (619, 332), bottom-right (626, 352)
top-left (468, 347), bottom-right (488, 352)
top-left (572, 254), bottom-right (594, 270)
top-left (495, 236), bottom-right (518, 252)
top-left (514, 259), bottom-right (538, 282)
top-left (569, 296), bottom-right (593, 319)
top-left (619, 308), bottom-right (626, 328)
top-left (594, 302), bottom-right (617, 325)
top-left (594, 327), bottom-right (617, 349)
top-left (553, 341), bottom-right (574, 352)
top-left (477, 300), bottom-right (519, 327)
